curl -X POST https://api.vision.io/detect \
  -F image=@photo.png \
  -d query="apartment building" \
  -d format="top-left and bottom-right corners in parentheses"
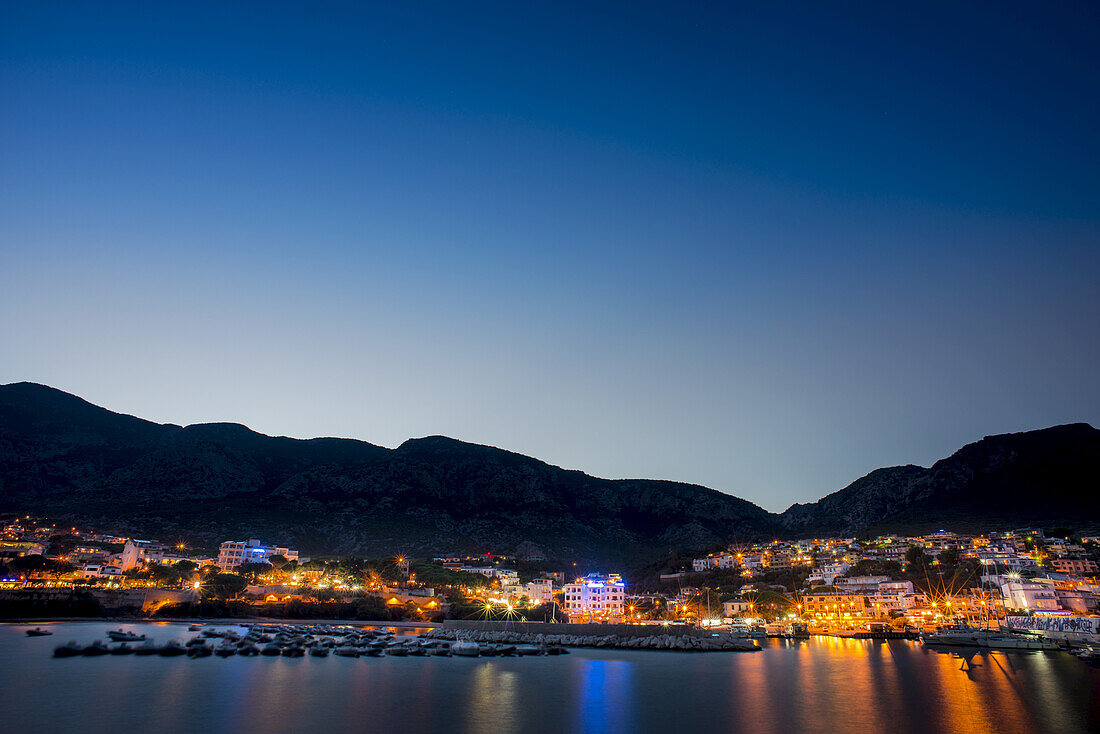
top-left (563, 573), bottom-right (626, 622)
top-left (216, 539), bottom-right (299, 572)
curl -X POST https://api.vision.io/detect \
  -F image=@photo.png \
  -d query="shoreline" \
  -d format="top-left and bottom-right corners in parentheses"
top-left (1, 618), bottom-right (440, 628)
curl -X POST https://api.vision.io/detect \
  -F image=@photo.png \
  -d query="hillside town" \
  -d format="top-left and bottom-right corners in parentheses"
top-left (2, 516), bottom-right (1098, 639)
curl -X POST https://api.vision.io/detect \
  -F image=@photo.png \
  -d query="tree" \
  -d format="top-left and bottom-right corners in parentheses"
top-left (46, 560), bottom-right (76, 579)
top-left (202, 573), bottom-right (247, 600)
top-left (199, 564), bottom-right (222, 579)
top-left (8, 555), bottom-right (49, 576)
top-left (524, 602), bottom-right (564, 622)
top-left (845, 559), bottom-right (902, 578)
top-left (905, 547), bottom-right (932, 571)
top-left (233, 562), bottom-right (273, 581)
top-left (937, 548), bottom-right (960, 575)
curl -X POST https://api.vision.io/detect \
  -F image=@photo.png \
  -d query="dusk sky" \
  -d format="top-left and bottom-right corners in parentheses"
top-left (2, 1), bottom-right (1098, 512)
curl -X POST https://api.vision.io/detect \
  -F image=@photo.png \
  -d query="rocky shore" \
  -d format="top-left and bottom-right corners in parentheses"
top-left (427, 627), bottom-right (760, 652)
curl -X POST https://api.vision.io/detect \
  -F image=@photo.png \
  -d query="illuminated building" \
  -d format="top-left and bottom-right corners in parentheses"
top-left (216, 539), bottom-right (299, 571)
top-left (801, 592), bottom-right (869, 620)
top-left (563, 573), bottom-right (626, 622)
top-left (1000, 580), bottom-right (1059, 612)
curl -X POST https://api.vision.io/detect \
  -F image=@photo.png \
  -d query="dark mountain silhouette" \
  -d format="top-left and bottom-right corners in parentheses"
top-left (0, 382), bottom-right (777, 563)
top-left (1, 382), bottom-right (1097, 561)
top-left (780, 423), bottom-right (1100, 535)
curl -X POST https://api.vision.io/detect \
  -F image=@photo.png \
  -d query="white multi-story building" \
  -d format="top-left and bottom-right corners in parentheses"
top-left (563, 573), bottom-right (626, 622)
top-left (807, 562), bottom-right (850, 586)
top-left (869, 592), bottom-right (919, 613)
top-left (524, 579), bottom-right (554, 604)
top-left (458, 566), bottom-right (519, 581)
top-left (867, 580), bottom-right (922, 615)
top-left (692, 553), bottom-right (740, 572)
top-left (1001, 580), bottom-right (1060, 613)
top-left (1051, 558), bottom-right (1099, 575)
top-left (693, 557), bottom-right (717, 572)
top-left (836, 575), bottom-right (890, 592)
top-left (119, 539), bottom-right (151, 571)
top-left (80, 564), bottom-right (124, 579)
top-left (216, 539), bottom-right (299, 572)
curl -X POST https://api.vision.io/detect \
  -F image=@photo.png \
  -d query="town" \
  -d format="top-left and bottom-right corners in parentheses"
top-left (2, 516), bottom-right (1097, 641)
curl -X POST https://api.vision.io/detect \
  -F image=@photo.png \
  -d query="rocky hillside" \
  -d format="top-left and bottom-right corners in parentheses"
top-left (0, 382), bottom-right (778, 563)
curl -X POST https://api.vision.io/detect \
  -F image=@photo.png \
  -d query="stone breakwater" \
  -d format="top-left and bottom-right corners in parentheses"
top-left (427, 628), bottom-right (760, 652)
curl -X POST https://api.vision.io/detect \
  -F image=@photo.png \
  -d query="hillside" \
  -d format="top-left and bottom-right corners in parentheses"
top-left (0, 382), bottom-right (778, 563)
top-left (779, 423), bottom-right (1100, 535)
top-left (2, 382), bottom-right (1098, 561)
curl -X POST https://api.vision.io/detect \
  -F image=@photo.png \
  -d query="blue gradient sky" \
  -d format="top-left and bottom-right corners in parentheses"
top-left (2, 2), bottom-right (1098, 511)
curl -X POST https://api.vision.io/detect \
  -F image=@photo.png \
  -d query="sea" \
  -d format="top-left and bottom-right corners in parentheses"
top-left (2, 621), bottom-right (1097, 734)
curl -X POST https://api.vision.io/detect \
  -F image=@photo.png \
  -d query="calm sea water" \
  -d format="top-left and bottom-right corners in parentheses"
top-left (2, 622), bottom-right (1097, 734)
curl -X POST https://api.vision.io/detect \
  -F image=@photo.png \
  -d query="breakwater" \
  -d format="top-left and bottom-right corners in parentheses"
top-left (427, 626), bottom-right (760, 651)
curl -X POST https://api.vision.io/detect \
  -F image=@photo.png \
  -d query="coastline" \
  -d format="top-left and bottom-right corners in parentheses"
top-left (0, 618), bottom-right (441, 628)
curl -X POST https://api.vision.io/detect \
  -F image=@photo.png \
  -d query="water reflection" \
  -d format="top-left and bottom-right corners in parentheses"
top-left (574, 659), bottom-right (635, 734)
top-left (2, 624), bottom-right (1097, 734)
top-left (465, 663), bottom-right (519, 734)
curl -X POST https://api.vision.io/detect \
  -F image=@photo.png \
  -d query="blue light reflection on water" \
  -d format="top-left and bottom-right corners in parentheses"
top-left (574, 658), bottom-right (635, 734)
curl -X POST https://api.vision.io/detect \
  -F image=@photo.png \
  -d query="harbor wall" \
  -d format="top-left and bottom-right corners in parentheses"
top-left (1005, 615), bottom-right (1100, 645)
top-left (0, 588), bottom-right (196, 612)
top-left (443, 620), bottom-right (712, 638)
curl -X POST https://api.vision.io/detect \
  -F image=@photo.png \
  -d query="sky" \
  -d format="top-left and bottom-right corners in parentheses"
top-left (2, 1), bottom-right (1098, 512)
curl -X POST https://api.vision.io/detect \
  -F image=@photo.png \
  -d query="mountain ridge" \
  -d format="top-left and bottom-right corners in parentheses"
top-left (1, 382), bottom-right (1097, 562)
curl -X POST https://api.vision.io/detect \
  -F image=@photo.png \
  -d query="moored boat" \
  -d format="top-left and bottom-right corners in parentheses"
top-left (158, 641), bottom-right (187, 657)
top-left (81, 641), bottom-right (110, 656)
top-left (135, 641), bottom-right (159, 656)
top-left (215, 643), bottom-right (238, 657)
top-left (188, 643), bottom-right (213, 658)
top-left (53, 641), bottom-right (83, 658)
